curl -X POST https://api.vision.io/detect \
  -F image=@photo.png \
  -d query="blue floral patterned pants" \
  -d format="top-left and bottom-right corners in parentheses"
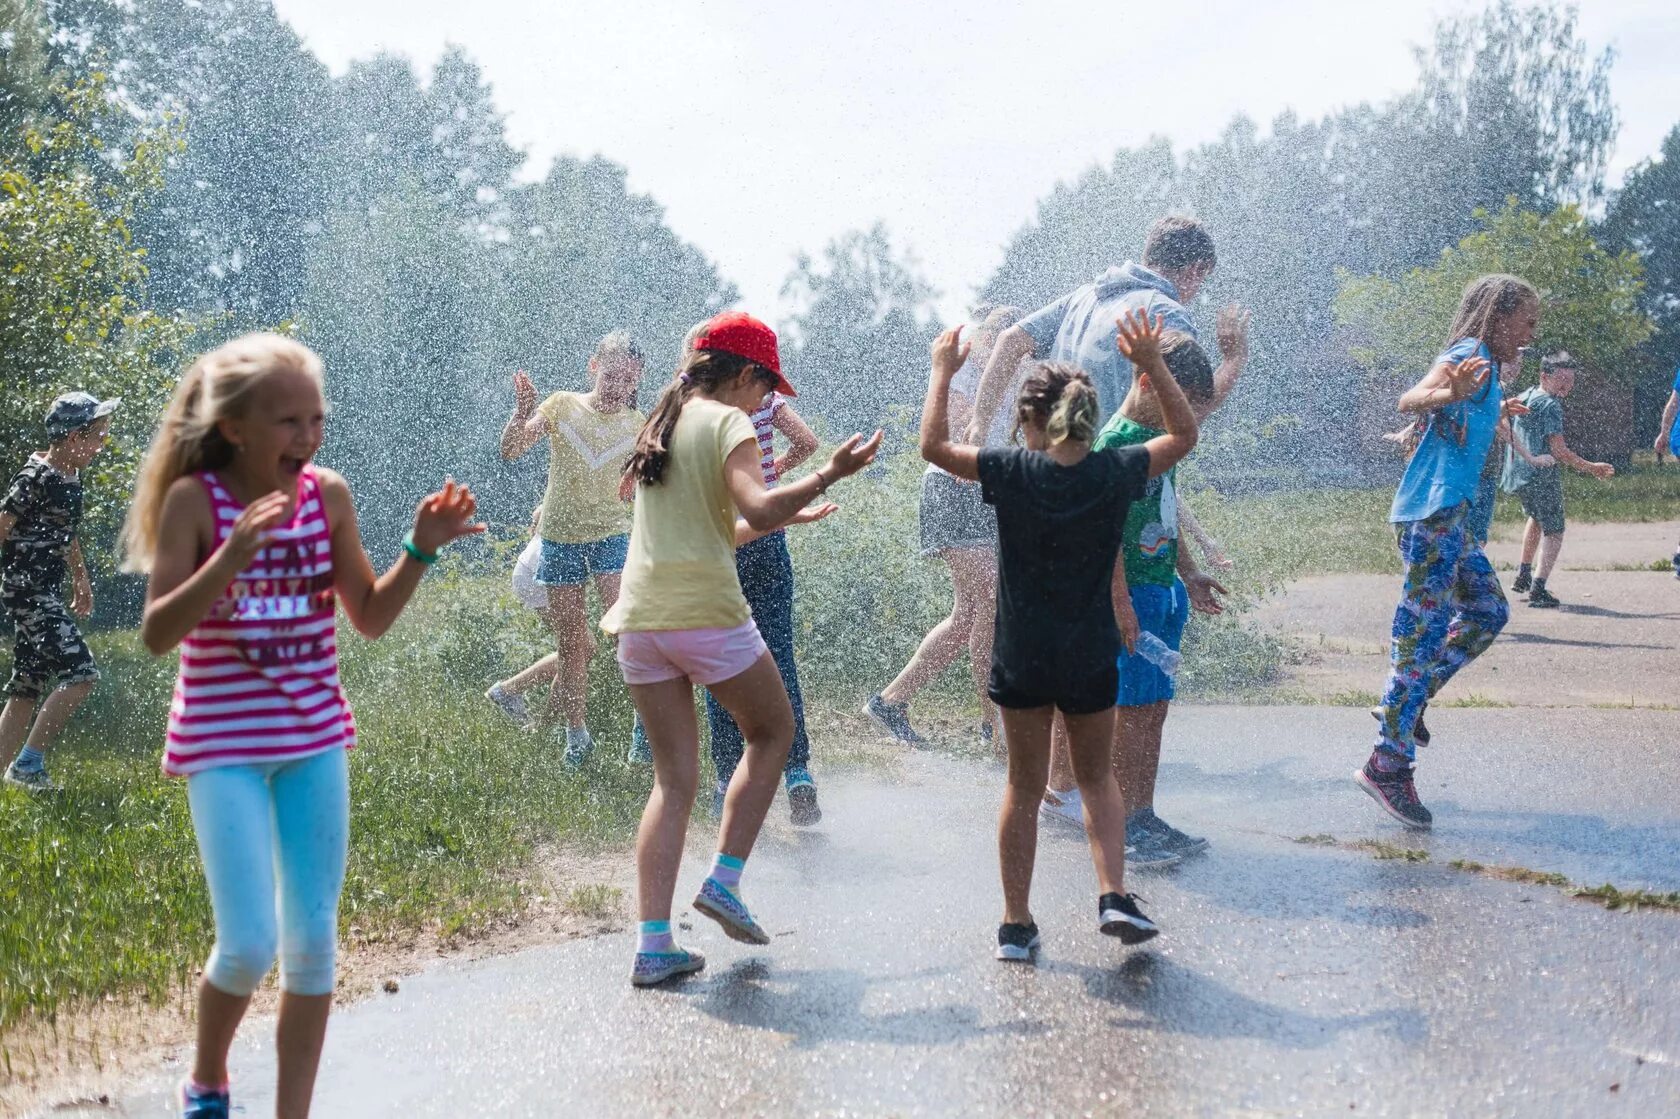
top-left (1372, 503), bottom-right (1509, 769)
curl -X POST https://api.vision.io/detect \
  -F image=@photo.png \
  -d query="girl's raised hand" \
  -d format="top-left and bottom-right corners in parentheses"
top-left (412, 479), bottom-right (487, 554)
top-left (1115, 309), bottom-right (1165, 364)
top-left (930, 326), bottom-right (971, 381)
top-left (1443, 356), bottom-right (1490, 401)
top-left (825, 430), bottom-right (885, 482)
top-left (223, 491), bottom-right (291, 568)
top-left (512, 370), bottom-right (538, 416)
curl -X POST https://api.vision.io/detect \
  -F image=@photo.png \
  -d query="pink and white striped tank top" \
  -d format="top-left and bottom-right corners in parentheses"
top-left (164, 466), bottom-right (356, 776)
top-left (751, 393), bottom-right (785, 486)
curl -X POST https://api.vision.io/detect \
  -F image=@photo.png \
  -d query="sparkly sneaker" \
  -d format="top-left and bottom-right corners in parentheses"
top-left (1355, 758), bottom-right (1433, 829)
top-left (1098, 892), bottom-right (1159, 945)
top-left (785, 766), bottom-right (821, 827)
top-left (694, 877), bottom-right (771, 945)
top-left (1132, 807), bottom-right (1209, 856)
top-left (995, 921), bottom-right (1040, 963)
top-left (484, 684), bottom-right (529, 726)
top-left (630, 946), bottom-right (706, 987)
top-left (562, 725), bottom-right (595, 768)
top-left (178, 1081), bottom-right (231, 1119)
top-left (863, 695), bottom-right (927, 746)
top-left (626, 716), bottom-right (652, 765)
top-left (4, 762), bottom-right (58, 793)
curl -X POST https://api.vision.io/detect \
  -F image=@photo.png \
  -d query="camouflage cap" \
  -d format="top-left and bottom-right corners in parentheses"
top-left (45, 392), bottom-right (120, 441)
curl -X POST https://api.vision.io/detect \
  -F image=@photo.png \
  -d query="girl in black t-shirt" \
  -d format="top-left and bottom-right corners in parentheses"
top-left (919, 311), bottom-right (1199, 962)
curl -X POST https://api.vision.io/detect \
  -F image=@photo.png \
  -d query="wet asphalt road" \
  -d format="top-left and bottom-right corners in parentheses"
top-left (93, 706), bottom-right (1680, 1117)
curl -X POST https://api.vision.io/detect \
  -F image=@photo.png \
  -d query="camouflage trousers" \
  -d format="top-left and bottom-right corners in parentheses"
top-left (4, 583), bottom-right (99, 702)
top-left (1372, 502), bottom-right (1508, 769)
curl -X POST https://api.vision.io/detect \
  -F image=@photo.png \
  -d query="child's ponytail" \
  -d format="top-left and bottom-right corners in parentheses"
top-left (1046, 377), bottom-right (1098, 446)
top-left (1016, 361), bottom-right (1099, 446)
top-left (120, 333), bottom-right (324, 573)
top-left (623, 348), bottom-right (771, 487)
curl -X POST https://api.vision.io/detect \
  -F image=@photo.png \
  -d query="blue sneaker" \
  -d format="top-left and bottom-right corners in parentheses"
top-left (630, 946), bottom-right (705, 987)
top-left (1123, 819), bottom-right (1183, 870)
top-left (626, 716), bottom-right (651, 765)
top-left (863, 695), bottom-right (927, 747)
top-left (179, 1081), bottom-right (230, 1119)
top-left (693, 877), bottom-right (771, 945)
top-left (562, 725), bottom-right (595, 768)
top-left (785, 766), bottom-right (821, 827)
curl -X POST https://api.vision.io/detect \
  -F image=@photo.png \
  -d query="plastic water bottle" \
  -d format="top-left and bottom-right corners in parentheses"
top-left (1133, 632), bottom-right (1182, 678)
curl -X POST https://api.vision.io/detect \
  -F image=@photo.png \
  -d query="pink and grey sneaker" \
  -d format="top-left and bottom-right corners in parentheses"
top-left (179, 1081), bottom-right (230, 1119)
top-left (1354, 758), bottom-right (1433, 829)
top-left (630, 946), bottom-right (706, 987)
top-left (693, 877), bottom-right (771, 945)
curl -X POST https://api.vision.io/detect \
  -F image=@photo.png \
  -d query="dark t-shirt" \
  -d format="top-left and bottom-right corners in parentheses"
top-left (977, 445), bottom-right (1151, 695)
top-left (1, 455), bottom-right (83, 594)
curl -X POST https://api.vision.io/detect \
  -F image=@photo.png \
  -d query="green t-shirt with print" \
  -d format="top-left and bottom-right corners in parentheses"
top-left (1093, 412), bottom-right (1177, 586)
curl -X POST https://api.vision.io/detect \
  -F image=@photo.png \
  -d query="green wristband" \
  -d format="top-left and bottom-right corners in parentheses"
top-left (402, 532), bottom-right (438, 566)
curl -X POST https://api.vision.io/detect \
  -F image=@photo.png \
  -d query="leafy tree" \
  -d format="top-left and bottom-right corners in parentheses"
top-left (780, 223), bottom-right (937, 440)
top-left (1601, 123), bottom-right (1680, 433)
top-left (1335, 200), bottom-right (1651, 382)
top-left (0, 74), bottom-right (199, 557)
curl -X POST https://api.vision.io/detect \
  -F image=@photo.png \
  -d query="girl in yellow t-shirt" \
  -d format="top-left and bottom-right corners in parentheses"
top-left (604, 311), bottom-right (881, 987)
top-left (499, 331), bottom-right (645, 763)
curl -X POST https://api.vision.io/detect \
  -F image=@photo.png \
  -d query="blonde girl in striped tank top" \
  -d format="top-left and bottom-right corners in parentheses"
top-left (119, 334), bottom-right (483, 1119)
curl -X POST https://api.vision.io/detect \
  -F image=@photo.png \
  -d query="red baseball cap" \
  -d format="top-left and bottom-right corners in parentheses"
top-left (694, 311), bottom-right (797, 397)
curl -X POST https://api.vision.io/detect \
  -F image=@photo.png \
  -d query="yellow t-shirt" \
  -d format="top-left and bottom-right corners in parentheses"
top-left (601, 398), bottom-right (758, 634)
top-left (536, 392), bottom-right (644, 544)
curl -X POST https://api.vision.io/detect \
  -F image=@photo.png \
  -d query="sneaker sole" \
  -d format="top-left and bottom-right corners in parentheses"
top-left (1099, 913), bottom-right (1160, 945)
top-left (995, 939), bottom-right (1040, 962)
top-left (693, 893), bottom-right (772, 945)
top-left (1353, 768), bottom-right (1432, 830)
top-left (630, 953), bottom-right (706, 987)
top-left (1126, 850), bottom-right (1182, 870)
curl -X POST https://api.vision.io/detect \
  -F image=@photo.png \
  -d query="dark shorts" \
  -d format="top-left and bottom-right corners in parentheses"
top-left (988, 662), bottom-right (1119, 717)
top-left (1516, 476), bottom-right (1565, 536)
top-left (919, 470), bottom-right (995, 556)
top-left (535, 534), bottom-right (630, 587)
top-left (4, 585), bottom-right (98, 701)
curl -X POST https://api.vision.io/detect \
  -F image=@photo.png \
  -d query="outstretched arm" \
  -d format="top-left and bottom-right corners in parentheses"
top-left (965, 325), bottom-right (1036, 446)
top-left (1398, 355), bottom-right (1490, 415)
top-left (771, 402), bottom-right (820, 477)
top-left (1178, 501), bottom-right (1233, 571)
top-left (1199, 305), bottom-right (1251, 421)
top-left (726, 429), bottom-right (882, 532)
top-left (1546, 434), bottom-right (1613, 479)
top-left (920, 327), bottom-right (981, 481)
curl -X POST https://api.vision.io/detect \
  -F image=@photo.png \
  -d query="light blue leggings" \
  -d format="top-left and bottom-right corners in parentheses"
top-left (186, 748), bottom-right (350, 997)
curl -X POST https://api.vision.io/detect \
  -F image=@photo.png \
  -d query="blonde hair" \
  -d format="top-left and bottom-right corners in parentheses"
top-left (120, 333), bottom-right (326, 573)
top-left (1444, 274), bottom-right (1539, 350)
top-left (1016, 361), bottom-right (1099, 446)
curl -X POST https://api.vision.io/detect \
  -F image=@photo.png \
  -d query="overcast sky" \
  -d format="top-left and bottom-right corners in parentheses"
top-left (271, 0), bottom-right (1678, 322)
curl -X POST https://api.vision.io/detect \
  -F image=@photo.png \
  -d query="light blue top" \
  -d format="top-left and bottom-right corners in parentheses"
top-left (1016, 261), bottom-right (1197, 425)
top-left (1670, 366), bottom-right (1680, 458)
top-left (1389, 338), bottom-right (1504, 524)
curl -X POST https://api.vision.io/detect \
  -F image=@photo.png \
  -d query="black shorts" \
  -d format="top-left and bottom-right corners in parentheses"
top-left (1516, 476), bottom-right (1566, 536)
top-left (988, 662), bottom-right (1118, 717)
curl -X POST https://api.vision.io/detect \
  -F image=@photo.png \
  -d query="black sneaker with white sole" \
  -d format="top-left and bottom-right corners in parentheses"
top-left (863, 694), bottom-right (927, 746)
top-left (995, 921), bottom-right (1040, 962)
top-left (1527, 584), bottom-right (1560, 608)
top-left (1510, 570), bottom-right (1532, 594)
top-left (1354, 758), bottom-right (1433, 829)
top-left (1098, 892), bottom-right (1159, 945)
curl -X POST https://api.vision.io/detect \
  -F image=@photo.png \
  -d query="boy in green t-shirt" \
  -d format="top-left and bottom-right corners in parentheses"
top-left (1501, 353), bottom-right (1613, 608)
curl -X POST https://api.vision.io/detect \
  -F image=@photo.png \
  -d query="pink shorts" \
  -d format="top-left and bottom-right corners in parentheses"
top-left (615, 620), bottom-right (768, 686)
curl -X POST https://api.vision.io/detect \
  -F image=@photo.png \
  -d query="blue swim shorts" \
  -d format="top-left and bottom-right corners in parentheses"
top-left (1115, 578), bottom-right (1189, 707)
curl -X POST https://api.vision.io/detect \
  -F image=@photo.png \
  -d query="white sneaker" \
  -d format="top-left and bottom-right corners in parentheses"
top-left (485, 685), bottom-right (529, 726)
top-left (1039, 788), bottom-right (1085, 830)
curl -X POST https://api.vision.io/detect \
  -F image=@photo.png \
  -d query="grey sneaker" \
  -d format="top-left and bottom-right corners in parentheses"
top-left (1132, 807), bottom-right (1209, 856)
top-left (4, 763), bottom-right (58, 793)
top-left (1124, 825), bottom-right (1183, 871)
top-left (562, 725), bottom-right (595, 768)
top-left (863, 695), bottom-right (927, 746)
top-left (785, 766), bottom-right (821, 827)
top-left (485, 685), bottom-right (529, 726)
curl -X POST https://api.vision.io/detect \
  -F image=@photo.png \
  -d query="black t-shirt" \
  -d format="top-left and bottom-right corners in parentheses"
top-left (977, 445), bottom-right (1150, 694)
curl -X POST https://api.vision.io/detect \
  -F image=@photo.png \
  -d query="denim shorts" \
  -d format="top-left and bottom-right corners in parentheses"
top-left (535, 534), bottom-right (629, 586)
top-left (1116, 579), bottom-right (1189, 707)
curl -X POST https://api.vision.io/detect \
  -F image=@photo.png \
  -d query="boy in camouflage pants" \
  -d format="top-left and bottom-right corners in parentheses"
top-left (1, 392), bottom-right (119, 791)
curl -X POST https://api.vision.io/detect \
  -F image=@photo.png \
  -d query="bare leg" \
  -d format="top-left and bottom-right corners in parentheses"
top-left (628, 676), bottom-right (700, 923)
top-left (542, 585), bottom-right (592, 727)
top-left (997, 706), bottom-right (1053, 926)
top-left (275, 992), bottom-right (332, 1119)
top-left (1537, 532), bottom-right (1565, 581)
top-left (880, 547), bottom-right (988, 707)
top-left (706, 654), bottom-right (795, 859)
top-left (20, 681), bottom-right (94, 759)
top-left (0, 697), bottom-right (37, 761)
top-left (965, 557), bottom-right (1000, 737)
top-left (190, 980), bottom-right (252, 1086)
top-left (498, 653), bottom-right (559, 695)
top-left (1064, 707), bottom-right (1128, 895)
top-left (1520, 517), bottom-right (1542, 566)
top-left (1113, 701), bottom-right (1168, 816)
